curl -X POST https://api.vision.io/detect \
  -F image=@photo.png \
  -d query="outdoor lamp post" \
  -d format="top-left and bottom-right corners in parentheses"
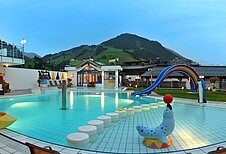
top-left (20, 39), bottom-right (26, 59)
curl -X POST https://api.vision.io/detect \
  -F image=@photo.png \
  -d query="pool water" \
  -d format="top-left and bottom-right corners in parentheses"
top-left (1, 91), bottom-right (226, 153)
top-left (0, 91), bottom-right (158, 146)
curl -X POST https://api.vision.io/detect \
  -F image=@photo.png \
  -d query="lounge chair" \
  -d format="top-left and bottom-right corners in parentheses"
top-left (49, 80), bottom-right (54, 87)
top-left (59, 80), bottom-right (62, 86)
top-left (25, 142), bottom-right (60, 154)
top-left (208, 146), bottom-right (226, 154)
top-left (53, 80), bottom-right (63, 89)
top-left (54, 80), bottom-right (58, 87)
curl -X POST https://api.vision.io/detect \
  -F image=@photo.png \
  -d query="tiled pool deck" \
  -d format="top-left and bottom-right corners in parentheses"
top-left (1, 95), bottom-right (226, 154)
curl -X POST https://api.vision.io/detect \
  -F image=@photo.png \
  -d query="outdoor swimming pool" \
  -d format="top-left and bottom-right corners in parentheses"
top-left (1, 91), bottom-right (226, 153)
top-left (0, 91), bottom-right (158, 146)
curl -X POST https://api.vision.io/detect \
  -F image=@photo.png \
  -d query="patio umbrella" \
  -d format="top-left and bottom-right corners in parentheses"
top-left (61, 72), bottom-right (65, 80)
top-left (51, 72), bottom-right (55, 80)
top-left (56, 72), bottom-right (60, 80)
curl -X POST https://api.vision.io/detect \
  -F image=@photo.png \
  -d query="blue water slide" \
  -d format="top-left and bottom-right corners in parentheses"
top-left (131, 65), bottom-right (174, 96)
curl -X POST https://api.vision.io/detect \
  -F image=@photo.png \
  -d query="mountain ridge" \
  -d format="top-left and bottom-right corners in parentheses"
top-left (23, 52), bottom-right (42, 58)
top-left (23, 33), bottom-right (192, 70)
top-left (101, 33), bottom-right (186, 61)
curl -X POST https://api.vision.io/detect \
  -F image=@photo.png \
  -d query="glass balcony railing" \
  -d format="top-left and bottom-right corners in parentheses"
top-left (0, 40), bottom-right (24, 64)
top-left (0, 46), bottom-right (24, 58)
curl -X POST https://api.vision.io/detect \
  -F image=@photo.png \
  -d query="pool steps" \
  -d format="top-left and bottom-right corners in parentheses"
top-left (96, 115), bottom-right (111, 127)
top-left (133, 106), bottom-right (142, 112)
top-left (106, 112), bottom-right (119, 122)
top-left (115, 110), bottom-right (127, 118)
top-left (87, 120), bottom-right (104, 133)
top-left (124, 107), bottom-right (134, 116)
top-left (67, 132), bottom-right (89, 148)
top-left (66, 101), bottom-right (167, 147)
top-left (78, 125), bottom-right (97, 143)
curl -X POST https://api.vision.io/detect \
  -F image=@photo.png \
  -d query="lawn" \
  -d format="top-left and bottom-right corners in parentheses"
top-left (128, 87), bottom-right (226, 102)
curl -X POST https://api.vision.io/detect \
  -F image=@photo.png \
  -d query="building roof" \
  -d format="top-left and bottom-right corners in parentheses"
top-left (76, 59), bottom-right (101, 68)
top-left (101, 65), bottom-right (123, 71)
top-left (141, 66), bottom-right (226, 77)
top-left (65, 59), bottom-right (123, 71)
top-left (122, 65), bottom-right (153, 70)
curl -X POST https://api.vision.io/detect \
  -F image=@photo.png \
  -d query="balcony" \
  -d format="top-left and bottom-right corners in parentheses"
top-left (0, 40), bottom-right (25, 66)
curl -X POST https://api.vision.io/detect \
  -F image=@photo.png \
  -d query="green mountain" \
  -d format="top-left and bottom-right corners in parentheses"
top-left (24, 33), bottom-right (192, 70)
top-left (101, 33), bottom-right (186, 61)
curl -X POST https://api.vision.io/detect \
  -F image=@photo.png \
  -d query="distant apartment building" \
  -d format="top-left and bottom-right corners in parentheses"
top-left (121, 60), bottom-right (226, 90)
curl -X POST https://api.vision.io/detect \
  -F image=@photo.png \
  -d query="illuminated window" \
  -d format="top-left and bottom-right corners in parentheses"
top-left (84, 66), bottom-right (94, 71)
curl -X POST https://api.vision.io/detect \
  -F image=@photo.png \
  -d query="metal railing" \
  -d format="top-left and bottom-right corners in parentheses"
top-left (0, 40), bottom-right (24, 62)
top-left (122, 79), bottom-right (226, 90)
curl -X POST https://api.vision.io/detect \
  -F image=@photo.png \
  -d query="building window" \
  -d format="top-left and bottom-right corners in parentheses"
top-left (96, 73), bottom-right (102, 83)
top-left (84, 73), bottom-right (89, 83)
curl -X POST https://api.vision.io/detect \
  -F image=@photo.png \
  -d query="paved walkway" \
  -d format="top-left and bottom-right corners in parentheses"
top-left (1, 129), bottom-right (226, 154)
top-left (0, 133), bottom-right (29, 154)
top-left (0, 130), bottom-right (83, 154)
